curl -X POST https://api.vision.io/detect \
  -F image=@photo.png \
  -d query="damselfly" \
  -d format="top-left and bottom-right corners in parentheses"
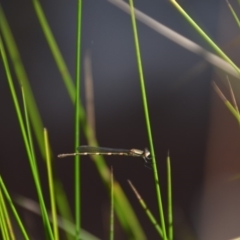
top-left (58, 145), bottom-right (152, 168)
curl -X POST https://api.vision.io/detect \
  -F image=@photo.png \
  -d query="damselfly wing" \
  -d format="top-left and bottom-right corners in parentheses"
top-left (58, 145), bottom-right (152, 169)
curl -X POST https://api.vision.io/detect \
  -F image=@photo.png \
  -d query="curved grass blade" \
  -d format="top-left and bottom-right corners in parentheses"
top-left (129, 0), bottom-right (167, 238)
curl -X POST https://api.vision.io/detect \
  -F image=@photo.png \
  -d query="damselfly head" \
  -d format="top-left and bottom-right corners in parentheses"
top-left (143, 148), bottom-right (152, 170)
top-left (143, 148), bottom-right (151, 158)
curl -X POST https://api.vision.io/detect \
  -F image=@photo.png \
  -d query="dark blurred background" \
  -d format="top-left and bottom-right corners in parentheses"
top-left (1, 0), bottom-right (240, 239)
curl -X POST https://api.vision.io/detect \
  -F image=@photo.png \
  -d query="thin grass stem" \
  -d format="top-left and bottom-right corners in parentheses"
top-left (20, 83), bottom-right (53, 239)
top-left (21, 86), bottom-right (37, 172)
top-left (212, 81), bottom-right (240, 124)
top-left (74, 0), bottom-right (83, 238)
top-left (0, 188), bottom-right (10, 240)
top-left (44, 128), bottom-right (59, 240)
top-left (0, 189), bottom-right (15, 240)
top-left (167, 152), bottom-right (173, 240)
top-left (128, 180), bottom-right (163, 237)
top-left (226, 0), bottom-right (240, 29)
top-left (21, 85), bottom-right (55, 239)
top-left (0, 205), bottom-right (8, 240)
top-left (128, 0), bottom-right (167, 239)
top-left (0, 177), bottom-right (29, 240)
top-left (109, 167), bottom-right (114, 240)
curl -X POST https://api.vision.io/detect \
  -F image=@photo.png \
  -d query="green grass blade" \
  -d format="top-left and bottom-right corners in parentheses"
top-left (212, 81), bottom-right (240, 124)
top-left (44, 128), bottom-right (59, 240)
top-left (0, 5), bottom-right (46, 158)
top-left (170, 0), bottom-right (240, 76)
top-left (0, 186), bottom-right (15, 240)
top-left (167, 152), bottom-right (173, 240)
top-left (0, 188), bottom-right (11, 240)
top-left (0, 36), bottom-right (31, 170)
top-left (0, 35), bottom-right (54, 240)
top-left (21, 85), bottom-right (37, 171)
top-left (0, 177), bottom-right (29, 240)
top-left (0, 211), bottom-right (6, 240)
top-left (0, 6), bottom-right (75, 239)
top-left (0, 201), bottom-right (8, 240)
top-left (227, 76), bottom-right (240, 124)
top-left (74, 1), bottom-right (83, 238)
top-left (21, 85), bottom-right (55, 239)
top-left (0, 188), bottom-right (16, 240)
top-left (128, 180), bottom-right (163, 238)
top-left (109, 167), bottom-right (114, 240)
top-left (128, 0), bottom-right (167, 239)
top-left (226, 0), bottom-right (240, 29)
top-left (0, 207), bottom-right (7, 240)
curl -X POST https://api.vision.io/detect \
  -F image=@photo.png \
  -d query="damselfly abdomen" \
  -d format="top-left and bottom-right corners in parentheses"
top-left (58, 145), bottom-right (152, 169)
